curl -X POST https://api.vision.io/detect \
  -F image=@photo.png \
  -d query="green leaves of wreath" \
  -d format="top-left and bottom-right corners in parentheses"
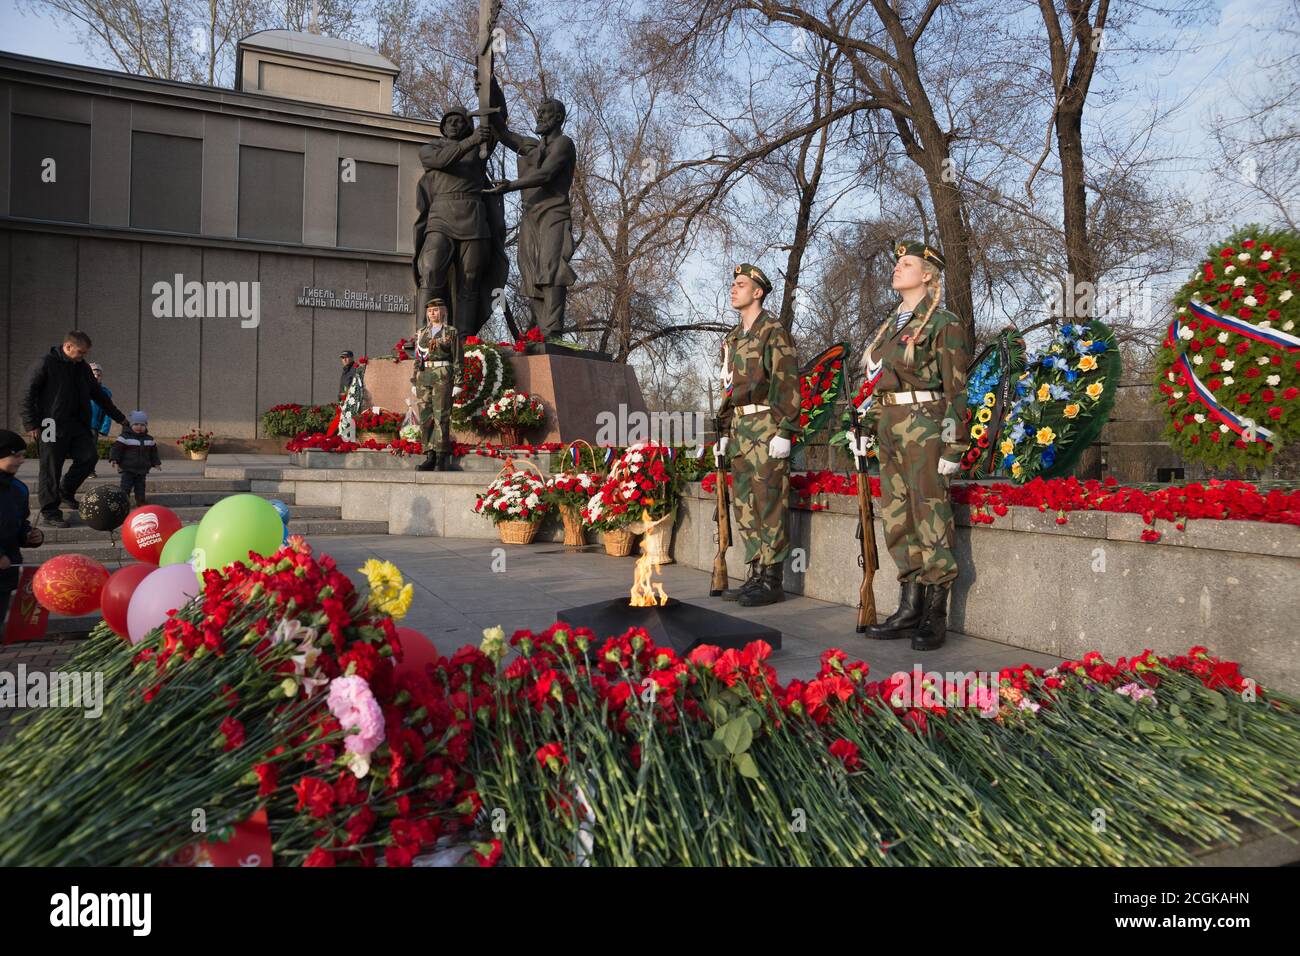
top-left (997, 319), bottom-right (1121, 483)
top-left (453, 344), bottom-right (513, 428)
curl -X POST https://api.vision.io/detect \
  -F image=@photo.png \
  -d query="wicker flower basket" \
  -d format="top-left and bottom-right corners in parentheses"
top-left (559, 503), bottom-right (585, 548)
top-left (602, 527), bottom-right (637, 557)
top-left (498, 519), bottom-right (542, 545)
top-left (492, 457), bottom-right (545, 545)
top-left (187, 449), bottom-right (209, 462)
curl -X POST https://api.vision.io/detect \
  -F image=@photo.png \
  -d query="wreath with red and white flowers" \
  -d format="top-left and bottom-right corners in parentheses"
top-left (453, 342), bottom-right (513, 426)
top-left (1155, 227), bottom-right (1300, 472)
top-left (480, 389), bottom-right (547, 429)
top-left (582, 442), bottom-right (680, 530)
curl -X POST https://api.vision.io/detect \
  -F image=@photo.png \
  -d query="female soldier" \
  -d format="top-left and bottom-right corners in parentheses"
top-left (413, 298), bottom-right (463, 472)
top-left (858, 241), bottom-right (972, 650)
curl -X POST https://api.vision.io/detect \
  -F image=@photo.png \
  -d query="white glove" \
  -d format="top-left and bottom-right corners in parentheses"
top-left (768, 435), bottom-right (792, 460)
top-left (452, 386), bottom-right (463, 397)
top-left (713, 437), bottom-right (729, 459)
top-left (863, 349), bottom-right (882, 380)
top-left (937, 457), bottom-right (961, 477)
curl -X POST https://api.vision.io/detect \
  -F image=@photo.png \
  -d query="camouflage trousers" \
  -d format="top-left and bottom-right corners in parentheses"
top-left (416, 366), bottom-right (454, 452)
top-left (727, 410), bottom-right (791, 565)
top-left (875, 400), bottom-right (958, 585)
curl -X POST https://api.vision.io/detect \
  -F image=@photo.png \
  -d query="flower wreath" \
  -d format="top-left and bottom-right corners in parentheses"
top-left (453, 342), bottom-right (513, 427)
top-left (795, 344), bottom-right (847, 446)
top-left (1154, 226), bottom-right (1300, 472)
top-left (958, 329), bottom-right (1026, 478)
top-left (997, 319), bottom-right (1120, 483)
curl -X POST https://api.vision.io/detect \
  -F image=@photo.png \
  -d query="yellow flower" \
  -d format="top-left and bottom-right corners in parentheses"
top-left (1078, 339), bottom-right (1093, 350)
top-left (1000, 439), bottom-right (1014, 456)
top-left (1036, 383), bottom-right (1052, 401)
top-left (480, 625), bottom-right (507, 665)
top-left (1086, 382), bottom-right (1104, 400)
top-left (983, 392), bottom-right (996, 407)
top-left (1011, 460), bottom-right (1023, 478)
top-left (971, 423), bottom-right (987, 440)
top-left (1036, 426), bottom-right (1056, 445)
top-left (1063, 403), bottom-right (1081, 419)
top-left (977, 407), bottom-right (993, 423)
top-left (1077, 354), bottom-right (1098, 372)
top-left (360, 559), bottom-right (413, 622)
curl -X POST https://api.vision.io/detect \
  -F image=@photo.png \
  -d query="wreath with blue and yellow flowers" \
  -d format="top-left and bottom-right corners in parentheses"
top-left (995, 319), bottom-right (1121, 483)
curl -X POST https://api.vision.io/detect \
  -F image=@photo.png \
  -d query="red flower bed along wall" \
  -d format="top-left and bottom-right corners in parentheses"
top-left (701, 472), bottom-right (1300, 539)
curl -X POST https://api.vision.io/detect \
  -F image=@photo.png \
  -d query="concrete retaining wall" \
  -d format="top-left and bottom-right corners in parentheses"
top-left (206, 461), bottom-right (1300, 694)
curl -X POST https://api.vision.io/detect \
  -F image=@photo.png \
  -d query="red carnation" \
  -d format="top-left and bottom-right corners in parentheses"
top-left (293, 776), bottom-right (336, 818)
top-left (220, 716), bottom-right (245, 752)
top-left (829, 738), bottom-right (861, 771)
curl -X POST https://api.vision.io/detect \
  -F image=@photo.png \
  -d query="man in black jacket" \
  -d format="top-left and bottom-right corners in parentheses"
top-left (22, 330), bottom-right (127, 528)
top-left (339, 350), bottom-right (362, 401)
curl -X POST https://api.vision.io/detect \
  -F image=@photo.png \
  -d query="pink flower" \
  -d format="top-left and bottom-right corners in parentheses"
top-left (327, 676), bottom-right (385, 774)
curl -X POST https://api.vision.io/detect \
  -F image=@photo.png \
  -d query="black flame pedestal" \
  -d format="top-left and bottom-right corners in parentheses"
top-left (555, 597), bottom-right (782, 656)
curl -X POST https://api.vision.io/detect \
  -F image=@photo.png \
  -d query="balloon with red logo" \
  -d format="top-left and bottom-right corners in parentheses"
top-left (100, 562), bottom-right (156, 638)
top-left (33, 554), bottom-right (110, 617)
top-left (121, 505), bottom-right (182, 564)
top-left (393, 627), bottom-right (440, 681)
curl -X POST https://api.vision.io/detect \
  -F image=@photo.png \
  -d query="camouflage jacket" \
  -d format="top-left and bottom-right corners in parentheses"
top-left (412, 323), bottom-right (462, 378)
top-left (865, 295), bottom-right (973, 462)
top-left (716, 308), bottom-right (801, 438)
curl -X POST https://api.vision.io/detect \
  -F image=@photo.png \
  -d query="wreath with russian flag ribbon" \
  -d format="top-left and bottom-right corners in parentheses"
top-left (1155, 226), bottom-right (1300, 471)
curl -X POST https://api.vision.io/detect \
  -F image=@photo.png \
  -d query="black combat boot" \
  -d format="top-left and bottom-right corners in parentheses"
top-left (417, 451), bottom-right (439, 472)
top-left (910, 583), bottom-right (950, 651)
top-left (739, 563), bottom-right (784, 607)
top-left (860, 580), bottom-right (926, 640)
top-left (438, 450), bottom-right (461, 471)
top-left (719, 559), bottom-right (761, 601)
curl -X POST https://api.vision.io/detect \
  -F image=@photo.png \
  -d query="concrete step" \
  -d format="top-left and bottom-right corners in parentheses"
top-left (25, 518), bottom-right (389, 562)
top-left (31, 488), bottom-right (300, 515)
top-left (33, 506), bottom-right (343, 543)
top-left (70, 477), bottom-right (253, 493)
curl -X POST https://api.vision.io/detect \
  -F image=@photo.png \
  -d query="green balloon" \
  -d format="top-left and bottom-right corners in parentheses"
top-left (159, 525), bottom-right (200, 567)
top-left (194, 494), bottom-right (286, 580)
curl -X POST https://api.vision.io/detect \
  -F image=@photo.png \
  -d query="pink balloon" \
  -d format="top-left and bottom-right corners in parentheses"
top-left (126, 563), bottom-right (203, 645)
top-left (393, 627), bottom-right (440, 681)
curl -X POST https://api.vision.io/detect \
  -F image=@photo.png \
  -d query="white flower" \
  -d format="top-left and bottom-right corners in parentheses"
top-left (1285, 321), bottom-right (1295, 331)
top-left (1258, 355), bottom-right (1271, 365)
top-left (1260, 320), bottom-right (1272, 328)
top-left (1178, 326), bottom-right (1195, 340)
top-left (1217, 332), bottom-right (1228, 343)
top-left (1167, 371), bottom-right (1176, 381)
top-left (1177, 306), bottom-right (1187, 313)
top-left (1194, 413), bottom-right (1206, 423)
top-left (1225, 265), bottom-right (1236, 274)
top-left (1267, 375), bottom-right (1281, 386)
top-left (1244, 295), bottom-right (1258, 307)
top-left (1172, 390), bottom-right (1183, 398)
top-left (1223, 376), bottom-right (1234, 385)
top-left (1280, 289), bottom-right (1293, 302)
top-left (1237, 252), bottom-right (1251, 262)
top-left (1233, 276), bottom-right (1246, 286)
top-left (1192, 355), bottom-right (1203, 365)
top-left (1220, 423), bottom-right (1230, 432)
top-left (1261, 250), bottom-right (1273, 261)
top-left (1222, 360), bottom-right (1234, 370)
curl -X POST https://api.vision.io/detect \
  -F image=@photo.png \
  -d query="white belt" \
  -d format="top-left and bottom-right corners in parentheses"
top-left (737, 403), bottom-right (770, 416)
top-left (880, 390), bottom-right (939, 407)
top-left (424, 361), bottom-right (451, 368)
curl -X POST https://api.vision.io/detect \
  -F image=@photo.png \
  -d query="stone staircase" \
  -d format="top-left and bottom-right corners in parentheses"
top-left (22, 475), bottom-right (388, 636)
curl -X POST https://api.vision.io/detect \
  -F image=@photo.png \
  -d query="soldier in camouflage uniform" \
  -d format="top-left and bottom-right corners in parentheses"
top-left (858, 241), bottom-right (971, 650)
top-left (713, 264), bottom-right (801, 607)
top-left (412, 298), bottom-right (463, 472)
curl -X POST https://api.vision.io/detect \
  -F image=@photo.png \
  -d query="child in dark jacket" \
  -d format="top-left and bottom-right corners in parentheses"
top-left (0, 430), bottom-right (43, 627)
top-left (109, 411), bottom-right (162, 506)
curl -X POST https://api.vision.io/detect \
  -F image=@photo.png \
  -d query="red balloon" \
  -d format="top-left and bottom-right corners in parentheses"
top-left (33, 554), bottom-right (110, 616)
top-left (121, 505), bottom-right (183, 564)
top-left (393, 627), bottom-right (441, 681)
top-left (100, 563), bottom-right (156, 638)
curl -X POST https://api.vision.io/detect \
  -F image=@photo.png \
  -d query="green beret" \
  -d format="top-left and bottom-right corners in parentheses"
top-left (425, 298), bottom-right (447, 308)
top-left (733, 263), bottom-right (772, 294)
top-left (894, 240), bottom-right (945, 271)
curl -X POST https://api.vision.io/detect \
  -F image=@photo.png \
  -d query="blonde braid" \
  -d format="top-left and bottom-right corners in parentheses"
top-left (902, 266), bottom-right (944, 366)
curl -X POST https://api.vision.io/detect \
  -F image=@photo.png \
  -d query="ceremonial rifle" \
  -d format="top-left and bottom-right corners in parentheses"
top-left (708, 416), bottom-right (731, 597)
top-left (850, 360), bottom-right (882, 633)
